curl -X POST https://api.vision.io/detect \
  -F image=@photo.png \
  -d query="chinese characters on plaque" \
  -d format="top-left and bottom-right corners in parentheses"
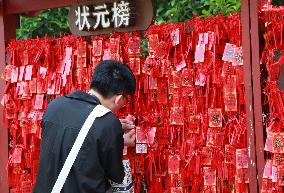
top-left (74, 1), bottom-right (134, 31)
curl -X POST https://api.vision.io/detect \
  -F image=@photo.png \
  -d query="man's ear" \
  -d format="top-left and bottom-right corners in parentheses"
top-left (114, 94), bottom-right (124, 105)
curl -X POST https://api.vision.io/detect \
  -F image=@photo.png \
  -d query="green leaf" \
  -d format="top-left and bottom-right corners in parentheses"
top-left (17, 1), bottom-right (241, 38)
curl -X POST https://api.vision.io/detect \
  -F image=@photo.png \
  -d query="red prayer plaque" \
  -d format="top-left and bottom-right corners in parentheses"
top-left (168, 155), bottom-right (180, 174)
top-left (236, 148), bottom-right (248, 169)
top-left (208, 108), bottom-right (222, 128)
top-left (128, 36), bottom-right (140, 55)
top-left (203, 167), bottom-right (216, 186)
top-left (93, 40), bottom-right (103, 57)
top-left (148, 34), bottom-right (159, 53)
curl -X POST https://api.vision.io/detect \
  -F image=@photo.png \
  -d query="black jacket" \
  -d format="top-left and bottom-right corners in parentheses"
top-left (33, 90), bottom-right (125, 193)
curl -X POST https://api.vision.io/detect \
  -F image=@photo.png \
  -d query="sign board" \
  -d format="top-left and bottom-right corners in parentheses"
top-left (68, 0), bottom-right (155, 36)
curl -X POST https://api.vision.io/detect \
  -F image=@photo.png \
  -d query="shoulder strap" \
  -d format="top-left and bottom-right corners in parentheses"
top-left (51, 105), bottom-right (111, 193)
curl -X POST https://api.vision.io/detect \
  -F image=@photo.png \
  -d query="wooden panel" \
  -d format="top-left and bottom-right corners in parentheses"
top-left (241, 0), bottom-right (259, 192)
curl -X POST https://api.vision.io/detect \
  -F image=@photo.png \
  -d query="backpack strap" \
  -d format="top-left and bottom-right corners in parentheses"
top-left (51, 105), bottom-right (111, 193)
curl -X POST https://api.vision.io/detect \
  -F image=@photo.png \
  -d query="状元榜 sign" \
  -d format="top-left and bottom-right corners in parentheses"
top-left (68, 0), bottom-right (155, 36)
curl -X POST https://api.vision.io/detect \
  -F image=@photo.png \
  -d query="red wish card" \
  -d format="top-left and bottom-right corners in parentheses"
top-left (168, 155), bottom-right (180, 174)
top-left (208, 108), bottom-right (222, 128)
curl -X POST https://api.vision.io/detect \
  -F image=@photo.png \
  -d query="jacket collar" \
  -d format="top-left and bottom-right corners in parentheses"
top-left (65, 90), bottom-right (101, 105)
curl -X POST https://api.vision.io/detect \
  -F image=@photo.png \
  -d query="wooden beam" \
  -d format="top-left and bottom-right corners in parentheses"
top-left (6, 0), bottom-right (91, 14)
top-left (250, 0), bottom-right (265, 189)
top-left (0, 1), bottom-right (17, 192)
top-left (241, 0), bottom-right (259, 192)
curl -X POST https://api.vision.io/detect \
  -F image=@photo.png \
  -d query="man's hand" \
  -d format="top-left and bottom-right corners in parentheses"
top-left (120, 114), bottom-right (135, 132)
top-left (123, 129), bottom-right (135, 147)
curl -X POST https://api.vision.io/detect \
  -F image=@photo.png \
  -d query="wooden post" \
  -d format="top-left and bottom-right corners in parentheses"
top-left (0, 0), bottom-right (17, 192)
top-left (250, 0), bottom-right (265, 189)
top-left (0, 2), bottom-right (9, 192)
top-left (0, 0), bottom-right (267, 192)
top-left (241, 0), bottom-right (259, 192)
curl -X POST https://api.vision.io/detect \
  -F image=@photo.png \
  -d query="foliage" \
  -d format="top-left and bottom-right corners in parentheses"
top-left (16, 0), bottom-right (241, 39)
top-left (16, 8), bottom-right (70, 39)
top-left (156, 0), bottom-right (241, 24)
top-left (272, 0), bottom-right (284, 5)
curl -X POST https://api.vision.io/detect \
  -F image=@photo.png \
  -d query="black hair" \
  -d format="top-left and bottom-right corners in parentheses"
top-left (90, 60), bottom-right (136, 98)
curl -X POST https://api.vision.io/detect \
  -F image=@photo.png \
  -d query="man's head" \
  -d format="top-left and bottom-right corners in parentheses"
top-left (90, 60), bottom-right (136, 112)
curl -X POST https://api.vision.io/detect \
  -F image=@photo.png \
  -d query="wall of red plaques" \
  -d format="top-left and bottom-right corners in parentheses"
top-left (2, 14), bottom-right (251, 193)
top-left (260, 3), bottom-right (284, 192)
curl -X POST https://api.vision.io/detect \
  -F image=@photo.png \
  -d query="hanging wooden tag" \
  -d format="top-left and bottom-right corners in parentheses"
top-left (147, 127), bottom-right (156, 144)
top-left (129, 57), bottom-right (141, 75)
top-left (1, 65), bottom-right (13, 81)
top-left (148, 34), bottom-right (159, 53)
top-left (263, 160), bottom-right (272, 179)
top-left (222, 43), bottom-right (236, 62)
top-left (188, 116), bottom-right (200, 134)
top-left (261, 178), bottom-right (272, 192)
top-left (155, 41), bottom-right (169, 59)
top-left (198, 33), bottom-right (209, 45)
top-left (236, 148), bottom-right (248, 169)
top-left (23, 50), bottom-right (29, 65)
top-left (5, 102), bottom-right (17, 119)
top-left (128, 36), bottom-right (140, 55)
top-left (208, 108), bottom-right (222, 128)
top-left (170, 107), bottom-right (184, 125)
top-left (224, 92), bottom-right (237, 112)
top-left (161, 59), bottom-right (173, 76)
top-left (136, 144), bottom-right (147, 154)
top-left (277, 165), bottom-right (284, 186)
top-left (170, 187), bottom-right (183, 193)
top-left (170, 174), bottom-right (183, 187)
top-left (18, 66), bottom-right (25, 82)
top-left (225, 144), bottom-right (235, 164)
top-left (157, 79), bottom-right (168, 104)
top-left (110, 38), bottom-right (120, 54)
top-left (195, 44), bottom-right (205, 63)
top-left (273, 153), bottom-right (284, 166)
top-left (24, 65), bottom-right (33, 81)
top-left (236, 168), bottom-right (249, 183)
top-left (13, 147), bottom-right (22, 164)
top-left (168, 155), bottom-right (180, 174)
top-left (77, 41), bottom-right (87, 57)
top-left (34, 94), bottom-right (44, 110)
top-left (195, 72), bottom-right (206, 86)
top-left (264, 132), bottom-right (273, 152)
top-left (203, 185), bottom-right (217, 193)
top-left (203, 167), bottom-right (216, 186)
top-left (11, 67), bottom-right (18, 83)
top-left (233, 47), bottom-right (243, 66)
top-left (171, 28), bottom-right (180, 46)
top-left (136, 127), bottom-right (147, 143)
top-left (272, 134), bottom-right (284, 153)
top-left (202, 147), bottom-right (214, 166)
top-left (93, 40), bottom-right (103, 57)
top-left (47, 81), bottom-right (55, 95)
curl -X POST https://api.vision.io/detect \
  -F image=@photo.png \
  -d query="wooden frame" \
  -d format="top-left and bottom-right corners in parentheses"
top-left (0, 0), bottom-right (265, 192)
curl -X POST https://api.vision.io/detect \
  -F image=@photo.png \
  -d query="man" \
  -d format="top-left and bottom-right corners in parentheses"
top-left (33, 60), bottom-right (136, 193)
